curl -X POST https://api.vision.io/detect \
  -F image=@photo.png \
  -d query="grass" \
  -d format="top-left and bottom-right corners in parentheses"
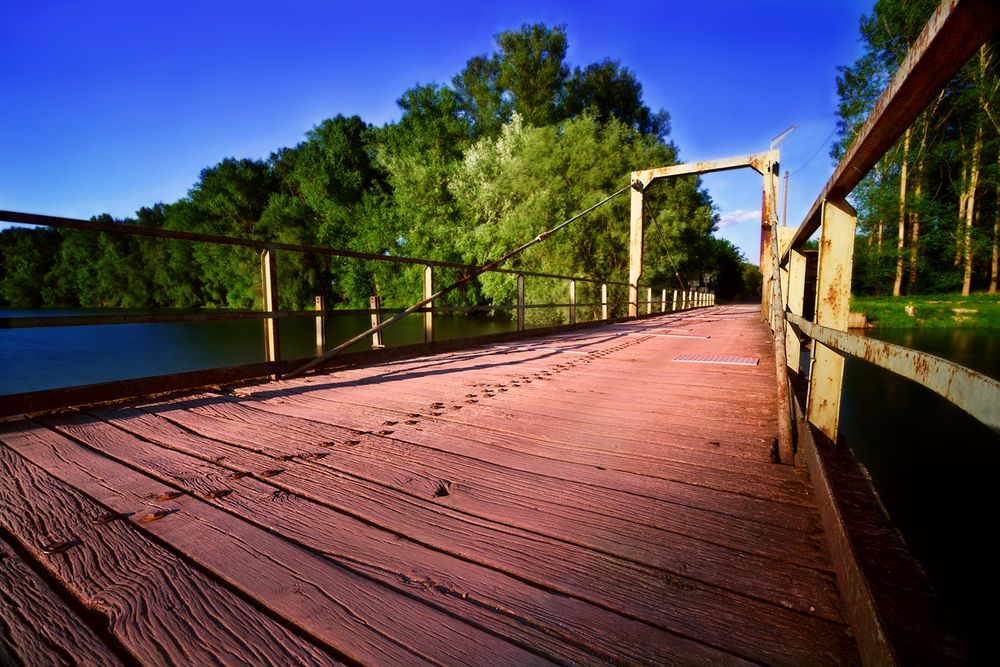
top-left (850, 293), bottom-right (1000, 328)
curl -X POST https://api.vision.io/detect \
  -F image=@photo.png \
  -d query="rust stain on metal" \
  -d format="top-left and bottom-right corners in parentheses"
top-left (788, 312), bottom-right (1000, 434)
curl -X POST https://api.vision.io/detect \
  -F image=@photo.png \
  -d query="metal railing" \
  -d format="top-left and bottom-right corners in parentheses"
top-left (0, 206), bottom-right (713, 413)
top-left (766, 0), bottom-right (1000, 458)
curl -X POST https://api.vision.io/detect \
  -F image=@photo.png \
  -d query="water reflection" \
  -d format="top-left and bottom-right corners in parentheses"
top-left (839, 328), bottom-right (999, 660)
top-left (0, 310), bottom-right (521, 395)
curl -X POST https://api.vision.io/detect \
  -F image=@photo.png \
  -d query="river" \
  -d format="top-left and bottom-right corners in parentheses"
top-left (839, 327), bottom-right (999, 661)
top-left (0, 309), bottom-right (519, 395)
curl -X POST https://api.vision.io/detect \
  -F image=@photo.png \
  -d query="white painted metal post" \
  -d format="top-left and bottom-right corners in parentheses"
top-left (260, 248), bottom-right (280, 364)
top-left (646, 287), bottom-right (653, 315)
top-left (672, 290), bottom-right (678, 311)
top-left (807, 199), bottom-right (857, 441)
top-left (517, 273), bottom-right (525, 331)
top-left (370, 295), bottom-right (385, 349)
top-left (423, 265), bottom-right (434, 343)
top-left (601, 283), bottom-right (608, 320)
top-left (785, 249), bottom-right (806, 373)
top-left (628, 182), bottom-right (644, 317)
top-left (314, 295), bottom-right (325, 351)
top-left (568, 280), bottom-right (577, 325)
top-left (661, 288), bottom-right (667, 313)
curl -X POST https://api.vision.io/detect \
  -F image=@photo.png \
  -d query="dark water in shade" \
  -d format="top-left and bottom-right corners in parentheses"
top-left (838, 328), bottom-right (1000, 661)
top-left (0, 309), bottom-right (520, 396)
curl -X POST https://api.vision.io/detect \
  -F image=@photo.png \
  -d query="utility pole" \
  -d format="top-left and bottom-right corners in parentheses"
top-left (782, 170), bottom-right (789, 227)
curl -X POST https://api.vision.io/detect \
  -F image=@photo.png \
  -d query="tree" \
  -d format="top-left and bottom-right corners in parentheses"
top-left (562, 59), bottom-right (670, 140)
top-left (834, 0), bottom-right (1000, 296)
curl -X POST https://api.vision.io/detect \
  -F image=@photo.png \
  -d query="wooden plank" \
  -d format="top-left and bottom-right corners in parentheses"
top-left (253, 390), bottom-right (811, 506)
top-left (73, 406), bottom-right (863, 665)
top-left (0, 533), bottom-right (124, 666)
top-left (124, 396), bottom-right (833, 572)
top-left (0, 443), bottom-right (338, 666)
top-left (161, 392), bottom-right (820, 533)
top-left (45, 411), bottom-right (748, 667)
top-left (0, 422), bottom-right (545, 666)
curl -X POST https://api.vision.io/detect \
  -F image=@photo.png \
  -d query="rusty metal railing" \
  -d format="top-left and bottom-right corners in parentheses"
top-left (770, 0), bottom-right (1000, 444)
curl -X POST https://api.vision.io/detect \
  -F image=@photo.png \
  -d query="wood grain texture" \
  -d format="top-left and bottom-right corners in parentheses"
top-left (0, 532), bottom-right (124, 666)
top-left (1, 421), bottom-right (545, 666)
top-left (79, 405), bottom-right (859, 664)
top-left (46, 410), bottom-right (747, 667)
top-left (1, 306), bottom-right (861, 665)
top-left (0, 442), bottom-right (338, 666)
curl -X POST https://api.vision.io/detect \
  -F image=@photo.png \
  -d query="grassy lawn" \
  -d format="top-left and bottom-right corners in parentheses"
top-left (850, 294), bottom-right (1000, 328)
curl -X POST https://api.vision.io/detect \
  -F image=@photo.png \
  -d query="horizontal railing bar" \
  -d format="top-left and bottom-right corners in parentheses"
top-left (0, 210), bottom-right (620, 285)
top-left (785, 0), bottom-right (1000, 262)
top-left (0, 301), bottom-right (630, 329)
top-left (787, 312), bottom-right (1000, 435)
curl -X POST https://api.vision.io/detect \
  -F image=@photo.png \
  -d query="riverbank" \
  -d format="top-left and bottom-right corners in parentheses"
top-left (850, 294), bottom-right (1000, 328)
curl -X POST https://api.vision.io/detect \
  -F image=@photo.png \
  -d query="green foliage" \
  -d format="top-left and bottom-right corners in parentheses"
top-left (852, 294), bottom-right (1000, 328)
top-left (1, 23), bottom-right (740, 320)
top-left (835, 0), bottom-right (1000, 296)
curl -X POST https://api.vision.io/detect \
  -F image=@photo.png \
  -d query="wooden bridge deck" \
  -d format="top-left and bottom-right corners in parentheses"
top-left (0, 305), bottom-right (860, 665)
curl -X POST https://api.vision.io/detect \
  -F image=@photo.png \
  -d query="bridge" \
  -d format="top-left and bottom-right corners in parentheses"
top-left (2, 1), bottom-right (1000, 665)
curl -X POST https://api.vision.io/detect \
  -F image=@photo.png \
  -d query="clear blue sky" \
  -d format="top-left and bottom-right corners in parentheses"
top-left (1, 0), bottom-right (874, 262)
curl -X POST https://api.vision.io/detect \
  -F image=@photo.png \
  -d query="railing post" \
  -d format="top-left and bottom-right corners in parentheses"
top-left (516, 273), bottom-right (525, 331)
top-left (759, 151), bottom-right (780, 321)
top-left (422, 265), bottom-right (434, 343)
top-left (672, 289), bottom-right (678, 311)
top-left (785, 249), bottom-right (806, 373)
top-left (314, 295), bottom-right (325, 352)
top-left (646, 287), bottom-right (653, 315)
top-left (807, 198), bottom-right (857, 442)
top-left (260, 247), bottom-right (280, 365)
top-left (370, 295), bottom-right (385, 349)
top-left (628, 179), bottom-right (644, 317)
top-left (601, 283), bottom-right (608, 320)
top-left (661, 288), bottom-right (667, 313)
top-left (568, 279), bottom-right (577, 325)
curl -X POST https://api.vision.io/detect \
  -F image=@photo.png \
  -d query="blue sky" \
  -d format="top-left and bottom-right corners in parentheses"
top-left (1, 0), bottom-right (874, 262)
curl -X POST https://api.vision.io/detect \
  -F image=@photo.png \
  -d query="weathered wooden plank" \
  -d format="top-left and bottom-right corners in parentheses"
top-left (0, 422), bottom-right (547, 666)
top-left (271, 383), bottom-right (786, 471)
top-left (153, 394), bottom-right (832, 571)
top-left (161, 392), bottom-right (819, 533)
top-left (79, 405), bottom-right (862, 665)
top-left (254, 390), bottom-right (812, 505)
top-left (0, 443), bottom-right (338, 666)
top-left (269, 367), bottom-right (781, 452)
top-left (46, 411), bottom-right (750, 667)
top-left (0, 532), bottom-right (125, 666)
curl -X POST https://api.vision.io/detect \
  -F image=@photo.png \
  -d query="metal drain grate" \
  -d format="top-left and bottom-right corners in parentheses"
top-left (673, 353), bottom-right (759, 366)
